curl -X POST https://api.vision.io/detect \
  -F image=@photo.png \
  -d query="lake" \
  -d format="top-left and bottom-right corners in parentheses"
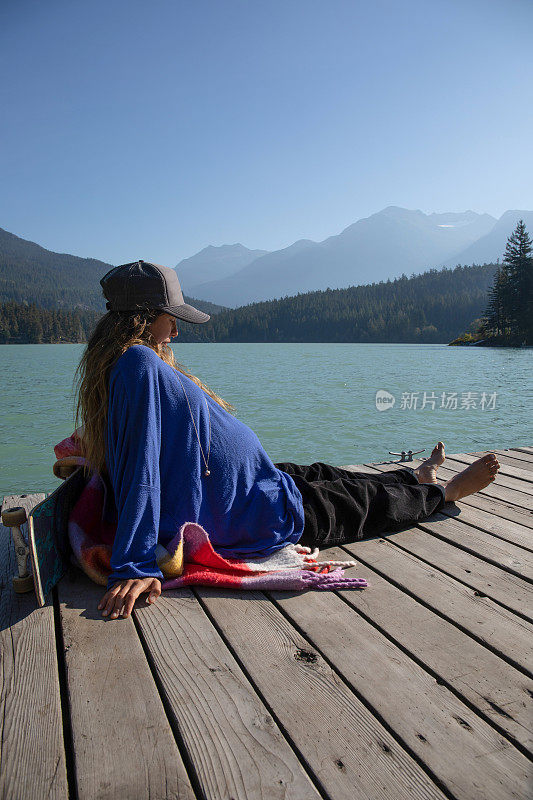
top-left (1, 342), bottom-right (532, 497)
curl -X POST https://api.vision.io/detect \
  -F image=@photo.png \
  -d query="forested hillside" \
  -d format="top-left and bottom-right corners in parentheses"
top-left (0, 226), bottom-right (111, 309)
top-left (174, 262), bottom-right (498, 343)
top-left (0, 224), bottom-right (499, 343)
top-left (0, 226), bottom-right (224, 342)
top-left (0, 302), bottom-right (96, 343)
top-left (0, 262), bottom-right (497, 344)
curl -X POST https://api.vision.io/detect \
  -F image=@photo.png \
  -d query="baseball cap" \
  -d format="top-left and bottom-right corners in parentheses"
top-left (100, 260), bottom-right (210, 324)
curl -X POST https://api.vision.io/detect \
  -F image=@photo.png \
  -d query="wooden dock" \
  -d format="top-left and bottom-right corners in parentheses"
top-left (1, 446), bottom-right (532, 800)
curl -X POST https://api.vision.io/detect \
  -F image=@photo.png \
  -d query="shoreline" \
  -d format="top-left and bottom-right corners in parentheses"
top-left (1, 338), bottom-right (530, 347)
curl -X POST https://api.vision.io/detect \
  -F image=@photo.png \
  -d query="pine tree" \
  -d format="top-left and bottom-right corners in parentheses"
top-left (483, 266), bottom-right (506, 336)
top-left (502, 219), bottom-right (533, 343)
top-left (482, 221), bottom-right (533, 343)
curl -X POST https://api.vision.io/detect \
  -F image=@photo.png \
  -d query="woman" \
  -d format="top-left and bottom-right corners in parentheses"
top-left (74, 260), bottom-right (500, 620)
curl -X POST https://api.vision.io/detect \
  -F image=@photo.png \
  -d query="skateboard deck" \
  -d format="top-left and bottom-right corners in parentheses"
top-left (28, 468), bottom-right (88, 606)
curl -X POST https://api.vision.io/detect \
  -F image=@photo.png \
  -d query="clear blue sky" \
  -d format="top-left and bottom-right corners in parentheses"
top-left (1, 0), bottom-right (532, 266)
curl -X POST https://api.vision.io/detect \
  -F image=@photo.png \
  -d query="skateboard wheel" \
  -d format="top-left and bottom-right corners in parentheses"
top-left (13, 573), bottom-right (34, 593)
top-left (58, 465), bottom-right (77, 479)
top-left (2, 507), bottom-right (28, 527)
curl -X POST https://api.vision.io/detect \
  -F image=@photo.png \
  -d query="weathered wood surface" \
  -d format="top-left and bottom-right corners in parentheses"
top-left (426, 502), bottom-right (533, 552)
top-left (505, 448), bottom-right (533, 465)
top-left (343, 536), bottom-right (533, 675)
top-left (439, 489), bottom-right (533, 529)
top-left (196, 587), bottom-right (448, 800)
top-left (0, 493), bottom-right (68, 800)
top-left (3, 446), bottom-right (533, 800)
top-left (384, 526), bottom-right (533, 616)
top-left (269, 586), bottom-right (531, 800)
top-left (134, 587), bottom-right (321, 800)
top-left (311, 545), bottom-right (533, 751)
top-left (413, 513), bottom-right (533, 580)
top-left (57, 572), bottom-right (194, 800)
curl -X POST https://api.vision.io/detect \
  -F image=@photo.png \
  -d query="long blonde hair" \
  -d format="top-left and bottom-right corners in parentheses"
top-left (74, 310), bottom-right (234, 476)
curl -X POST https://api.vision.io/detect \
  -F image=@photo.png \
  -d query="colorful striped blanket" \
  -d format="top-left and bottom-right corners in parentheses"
top-left (55, 434), bottom-right (368, 593)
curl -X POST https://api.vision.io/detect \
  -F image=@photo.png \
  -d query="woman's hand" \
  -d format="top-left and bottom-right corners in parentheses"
top-left (98, 577), bottom-right (162, 619)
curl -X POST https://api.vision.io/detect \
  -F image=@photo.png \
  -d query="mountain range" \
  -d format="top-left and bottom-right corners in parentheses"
top-left (0, 220), bottom-right (503, 345)
top-left (178, 206), bottom-right (533, 308)
top-left (1, 205), bottom-right (531, 318)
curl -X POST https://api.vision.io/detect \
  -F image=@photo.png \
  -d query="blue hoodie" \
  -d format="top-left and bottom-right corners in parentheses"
top-left (105, 345), bottom-right (305, 589)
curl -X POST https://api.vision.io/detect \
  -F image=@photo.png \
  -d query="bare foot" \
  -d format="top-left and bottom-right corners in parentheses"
top-left (414, 442), bottom-right (446, 485)
top-left (444, 454), bottom-right (500, 502)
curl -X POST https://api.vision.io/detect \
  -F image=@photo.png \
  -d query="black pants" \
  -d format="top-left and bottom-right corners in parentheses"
top-left (274, 461), bottom-right (446, 549)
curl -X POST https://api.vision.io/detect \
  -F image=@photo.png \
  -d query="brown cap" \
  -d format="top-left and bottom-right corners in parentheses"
top-left (100, 261), bottom-right (210, 324)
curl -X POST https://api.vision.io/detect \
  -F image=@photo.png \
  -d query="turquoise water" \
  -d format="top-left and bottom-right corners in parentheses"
top-left (1, 342), bottom-right (532, 497)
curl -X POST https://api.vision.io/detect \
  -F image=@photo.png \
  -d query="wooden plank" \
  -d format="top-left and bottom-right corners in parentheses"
top-left (197, 587), bottom-right (447, 800)
top-left (270, 588), bottom-right (531, 800)
top-left (0, 493), bottom-right (68, 800)
top-left (382, 526), bottom-right (533, 619)
top-left (57, 572), bottom-right (195, 800)
top-left (506, 449), bottom-right (533, 465)
top-left (134, 589), bottom-right (322, 800)
top-left (341, 537), bottom-right (533, 676)
top-left (313, 545), bottom-right (533, 751)
top-left (512, 446), bottom-right (533, 454)
top-left (450, 453), bottom-right (533, 483)
top-left (341, 463), bottom-right (384, 472)
top-left (414, 513), bottom-right (533, 581)
top-left (447, 492), bottom-right (533, 530)
top-left (430, 502), bottom-right (533, 553)
top-left (367, 461), bottom-right (533, 530)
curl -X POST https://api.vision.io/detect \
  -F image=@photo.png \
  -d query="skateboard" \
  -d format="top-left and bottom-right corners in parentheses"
top-left (2, 468), bottom-right (88, 606)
